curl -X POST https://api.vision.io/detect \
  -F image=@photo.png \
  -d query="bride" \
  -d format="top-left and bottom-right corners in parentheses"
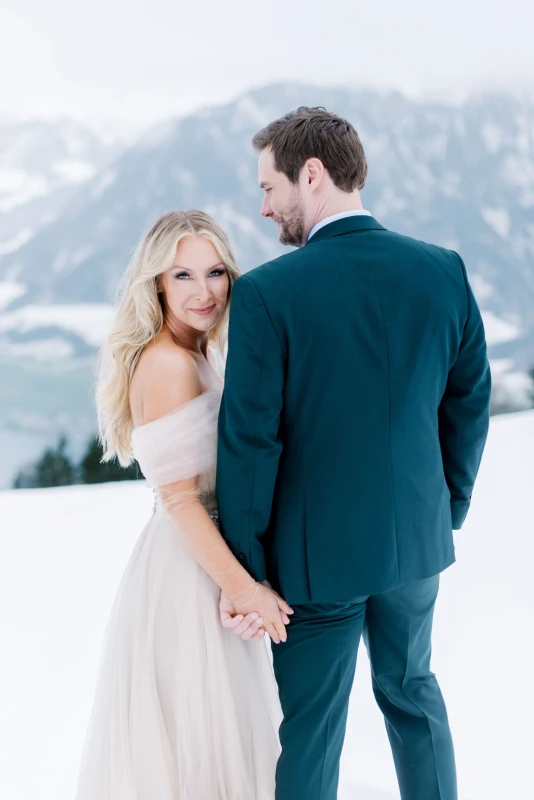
top-left (75, 209), bottom-right (292, 799)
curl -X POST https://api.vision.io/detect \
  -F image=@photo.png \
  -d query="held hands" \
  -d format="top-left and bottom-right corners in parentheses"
top-left (219, 581), bottom-right (294, 644)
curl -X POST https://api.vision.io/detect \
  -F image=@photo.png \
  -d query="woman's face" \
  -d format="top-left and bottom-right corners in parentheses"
top-left (159, 236), bottom-right (230, 334)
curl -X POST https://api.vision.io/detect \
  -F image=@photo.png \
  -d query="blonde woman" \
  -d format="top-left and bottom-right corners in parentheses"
top-left (75, 210), bottom-right (290, 800)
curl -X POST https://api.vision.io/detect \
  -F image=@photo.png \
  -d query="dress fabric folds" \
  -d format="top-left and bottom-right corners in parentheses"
top-left (75, 390), bottom-right (281, 800)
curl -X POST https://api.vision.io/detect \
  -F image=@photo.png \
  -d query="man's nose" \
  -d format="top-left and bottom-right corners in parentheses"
top-left (261, 196), bottom-right (272, 218)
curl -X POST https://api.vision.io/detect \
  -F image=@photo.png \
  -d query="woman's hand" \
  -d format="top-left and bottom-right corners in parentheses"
top-left (219, 593), bottom-right (266, 641)
top-left (220, 583), bottom-right (294, 644)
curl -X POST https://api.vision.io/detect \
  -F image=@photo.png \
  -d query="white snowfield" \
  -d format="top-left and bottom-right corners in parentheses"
top-left (0, 411), bottom-right (532, 800)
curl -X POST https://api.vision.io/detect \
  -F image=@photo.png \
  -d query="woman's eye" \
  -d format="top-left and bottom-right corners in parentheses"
top-left (173, 269), bottom-right (225, 280)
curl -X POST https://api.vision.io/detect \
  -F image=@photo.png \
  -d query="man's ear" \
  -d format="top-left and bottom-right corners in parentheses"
top-left (305, 157), bottom-right (325, 188)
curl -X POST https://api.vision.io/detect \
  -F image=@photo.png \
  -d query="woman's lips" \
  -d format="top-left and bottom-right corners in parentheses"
top-left (189, 304), bottom-right (216, 316)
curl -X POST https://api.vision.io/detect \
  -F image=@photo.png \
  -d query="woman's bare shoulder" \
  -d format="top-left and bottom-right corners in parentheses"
top-left (136, 337), bottom-right (197, 375)
top-left (130, 339), bottom-right (201, 427)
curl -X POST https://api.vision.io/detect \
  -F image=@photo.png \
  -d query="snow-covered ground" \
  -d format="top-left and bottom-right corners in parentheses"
top-left (0, 411), bottom-right (533, 800)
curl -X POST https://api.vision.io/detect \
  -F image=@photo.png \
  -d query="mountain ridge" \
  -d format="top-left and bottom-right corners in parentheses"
top-left (0, 82), bottom-right (533, 485)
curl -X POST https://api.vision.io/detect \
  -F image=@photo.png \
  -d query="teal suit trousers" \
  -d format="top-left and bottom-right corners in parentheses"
top-left (271, 576), bottom-right (456, 800)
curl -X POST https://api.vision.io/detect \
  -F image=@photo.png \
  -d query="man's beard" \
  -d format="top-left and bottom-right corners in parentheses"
top-left (275, 191), bottom-right (306, 247)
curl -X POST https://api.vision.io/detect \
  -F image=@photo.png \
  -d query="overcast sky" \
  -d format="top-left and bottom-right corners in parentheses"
top-left (1, 0), bottom-right (533, 128)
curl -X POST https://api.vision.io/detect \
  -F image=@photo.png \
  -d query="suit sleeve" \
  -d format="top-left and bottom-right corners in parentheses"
top-left (216, 274), bottom-right (285, 581)
top-left (438, 253), bottom-right (492, 530)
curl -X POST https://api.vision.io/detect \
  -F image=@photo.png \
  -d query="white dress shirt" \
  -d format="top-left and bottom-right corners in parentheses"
top-left (307, 209), bottom-right (372, 241)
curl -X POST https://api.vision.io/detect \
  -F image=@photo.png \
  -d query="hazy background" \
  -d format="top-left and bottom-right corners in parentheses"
top-left (1, 0), bottom-right (533, 487)
top-left (2, 0), bottom-right (534, 124)
top-left (0, 1), bottom-right (533, 797)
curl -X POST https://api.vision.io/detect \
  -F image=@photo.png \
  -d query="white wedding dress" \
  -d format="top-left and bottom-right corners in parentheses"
top-left (75, 389), bottom-right (282, 800)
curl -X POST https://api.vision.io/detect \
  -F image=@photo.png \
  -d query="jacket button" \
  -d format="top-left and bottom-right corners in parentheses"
top-left (238, 553), bottom-right (247, 563)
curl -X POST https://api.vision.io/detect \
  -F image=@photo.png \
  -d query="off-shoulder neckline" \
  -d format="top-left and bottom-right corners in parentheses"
top-left (131, 389), bottom-right (222, 433)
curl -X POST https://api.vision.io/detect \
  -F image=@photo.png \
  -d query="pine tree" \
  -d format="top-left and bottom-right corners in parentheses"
top-left (79, 435), bottom-right (142, 484)
top-left (529, 366), bottom-right (534, 407)
top-left (12, 433), bottom-right (143, 490)
top-left (35, 435), bottom-right (75, 487)
top-left (12, 465), bottom-right (39, 489)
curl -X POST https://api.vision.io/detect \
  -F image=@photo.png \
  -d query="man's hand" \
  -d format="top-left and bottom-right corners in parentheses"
top-left (219, 583), bottom-right (294, 644)
top-left (219, 592), bottom-right (266, 642)
top-left (261, 580), bottom-right (293, 628)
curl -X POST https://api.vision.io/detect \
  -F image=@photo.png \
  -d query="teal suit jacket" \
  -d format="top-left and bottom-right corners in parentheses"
top-left (216, 216), bottom-right (491, 603)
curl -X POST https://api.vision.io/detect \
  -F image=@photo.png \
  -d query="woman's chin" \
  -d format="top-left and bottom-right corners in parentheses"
top-left (188, 312), bottom-right (219, 333)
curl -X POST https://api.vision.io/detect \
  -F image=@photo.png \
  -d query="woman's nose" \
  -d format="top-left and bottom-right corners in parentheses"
top-left (194, 281), bottom-right (212, 302)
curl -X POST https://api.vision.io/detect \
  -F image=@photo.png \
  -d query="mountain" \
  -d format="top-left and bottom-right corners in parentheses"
top-left (0, 117), bottom-right (122, 261)
top-left (2, 87), bottom-right (534, 338)
top-left (1, 84), bottom-right (534, 485)
top-left (0, 118), bottom-right (124, 485)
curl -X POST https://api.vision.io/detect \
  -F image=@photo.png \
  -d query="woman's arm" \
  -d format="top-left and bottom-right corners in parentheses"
top-left (133, 345), bottom-right (292, 643)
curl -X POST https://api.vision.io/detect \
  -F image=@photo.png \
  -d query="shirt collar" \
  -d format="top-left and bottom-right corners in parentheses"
top-left (307, 210), bottom-right (372, 242)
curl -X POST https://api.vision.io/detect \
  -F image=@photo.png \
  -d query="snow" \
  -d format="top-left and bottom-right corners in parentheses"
top-left (441, 171), bottom-right (461, 198)
top-left (95, 215), bottom-right (117, 234)
top-left (172, 167), bottom-right (197, 187)
top-left (90, 169), bottom-right (117, 200)
top-left (205, 201), bottom-right (278, 260)
top-left (491, 369), bottom-right (533, 410)
top-left (52, 160), bottom-right (96, 185)
top-left (0, 228), bottom-right (33, 255)
top-left (0, 280), bottom-right (27, 311)
top-left (70, 244), bottom-right (96, 268)
top-left (519, 190), bottom-right (534, 208)
top-left (139, 120), bottom-right (179, 149)
top-left (0, 427), bottom-right (51, 489)
top-left (481, 311), bottom-right (520, 345)
top-left (481, 207), bottom-right (511, 239)
top-left (468, 273), bottom-right (493, 303)
top-left (0, 167), bottom-right (30, 193)
top-left (51, 249), bottom-right (71, 275)
top-left (0, 336), bottom-right (74, 361)
top-left (488, 358), bottom-right (513, 377)
top-left (0, 410), bottom-right (532, 800)
top-left (0, 303), bottom-right (115, 347)
top-left (0, 171), bottom-right (50, 211)
top-left (373, 187), bottom-right (408, 217)
top-left (231, 96), bottom-right (271, 131)
top-left (502, 154), bottom-right (534, 189)
top-left (481, 123), bottom-right (502, 154)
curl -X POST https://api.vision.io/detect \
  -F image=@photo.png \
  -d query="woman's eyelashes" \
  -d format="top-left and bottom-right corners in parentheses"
top-left (174, 269), bottom-right (226, 280)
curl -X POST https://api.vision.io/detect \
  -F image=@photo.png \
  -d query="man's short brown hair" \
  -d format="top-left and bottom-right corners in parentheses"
top-left (252, 106), bottom-right (367, 192)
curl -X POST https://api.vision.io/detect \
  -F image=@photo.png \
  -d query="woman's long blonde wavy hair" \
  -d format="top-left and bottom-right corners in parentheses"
top-left (97, 210), bottom-right (241, 466)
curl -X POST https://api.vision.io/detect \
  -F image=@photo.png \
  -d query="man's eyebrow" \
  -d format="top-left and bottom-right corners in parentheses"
top-left (259, 182), bottom-right (270, 189)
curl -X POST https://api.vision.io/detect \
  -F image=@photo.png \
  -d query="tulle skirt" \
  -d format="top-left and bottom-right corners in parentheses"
top-left (75, 506), bottom-right (282, 800)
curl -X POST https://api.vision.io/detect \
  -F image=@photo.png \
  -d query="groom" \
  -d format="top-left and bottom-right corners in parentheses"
top-left (216, 107), bottom-right (491, 800)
